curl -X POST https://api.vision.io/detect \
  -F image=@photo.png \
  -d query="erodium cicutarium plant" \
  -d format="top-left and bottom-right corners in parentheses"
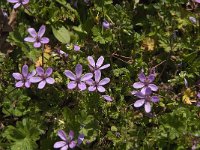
top-left (30, 67), bottom-right (55, 89)
top-left (64, 64), bottom-right (93, 91)
top-left (54, 130), bottom-right (84, 150)
top-left (87, 56), bottom-right (110, 73)
top-left (24, 25), bottom-right (49, 48)
top-left (134, 88), bottom-right (159, 113)
top-left (7, 0), bottom-right (29, 9)
top-left (12, 64), bottom-right (36, 88)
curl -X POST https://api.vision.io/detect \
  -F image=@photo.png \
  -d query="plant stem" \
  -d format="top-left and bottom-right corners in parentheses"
top-left (42, 44), bottom-right (44, 67)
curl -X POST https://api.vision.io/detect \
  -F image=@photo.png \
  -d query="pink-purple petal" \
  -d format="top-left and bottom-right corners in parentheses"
top-left (69, 130), bottom-right (74, 140)
top-left (85, 79), bottom-right (94, 85)
top-left (75, 64), bottom-right (82, 78)
top-left (45, 67), bottom-right (53, 76)
top-left (34, 42), bottom-right (41, 48)
top-left (22, 65), bottom-right (28, 77)
top-left (12, 73), bottom-right (23, 80)
top-left (96, 56), bottom-right (104, 67)
top-left (102, 95), bottom-right (113, 102)
top-left (13, 3), bottom-right (21, 8)
top-left (74, 45), bottom-right (80, 51)
top-left (24, 37), bottom-right (36, 42)
top-left (7, 0), bottom-right (19, 3)
top-left (64, 70), bottom-right (76, 80)
top-left (46, 77), bottom-right (55, 84)
top-left (94, 70), bottom-right (101, 82)
top-left (69, 141), bottom-right (76, 149)
top-left (15, 81), bottom-right (24, 87)
top-left (148, 84), bottom-right (158, 91)
top-left (134, 99), bottom-right (145, 107)
top-left (53, 141), bottom-right (67, 148)
top-left (88, 86), bottom-right (96, 91)
top-left (29, 77), bottom-right (43, 83)
top-left (151, 96), bottom-right (159, 103)
top-left (25, 81), bottom-right (31, 88)
top-left (77, 134), bottom-right (84, 145)
top-left (148, 74), bottom-right (155, 83)
top-left (27, 70), bottom-right (36, 79)
top-left (67, 81), bottom-right (77, 89)
top-left (27, 28), bottom-right (37, 38)
top-left (135, 92), bottom-right (145, 98)
top-left (58, 130), bottom-right (67, 141)
top-left (87, 56), bottom-right (95, 67)
top-left (97, 86), bottom-right (106, 92)
top-left (144, 102), bottom-right (151, 113)
top-left (40, 37), bottom-right (49, 44)
top-left (38, 25), bottom-right (46, 38)
top-left (60, 145), bottom-right (68, 150)
top-left (36, 67), bottom-right (44, 76)
top-left (138, 72), bottom-right (146, 82)
top-left (81, 73), bottom-right (93, 81)
top-left (141, 87), bottom-right (152, 95)
top-left (99, 78), bottom-right (110, 86)
top-left (99, 64), bottom-right (110, 70)
top-left (38, 80), bottom-right (46, 89)
top-left (133, 82), bottom-right (144, 89)
top-left (22, 0), bottom-right (29, 4)
top-left (78, 82), bottom-right (86, 91)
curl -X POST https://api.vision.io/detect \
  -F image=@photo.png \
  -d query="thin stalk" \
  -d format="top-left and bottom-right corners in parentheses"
top-left (42, 44), bottom-right (45, 67)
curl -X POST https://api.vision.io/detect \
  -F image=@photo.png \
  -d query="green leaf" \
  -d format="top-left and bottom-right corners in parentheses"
top-left (52, 26), bottom-right (70, 44)
top-left (3, 119), bottom-right (44, 150)
top-left (111, 126), bottom-right (118, 132)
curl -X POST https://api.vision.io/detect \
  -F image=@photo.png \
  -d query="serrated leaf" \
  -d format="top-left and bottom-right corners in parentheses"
top-left (3, 119), bottom-right (43, 150)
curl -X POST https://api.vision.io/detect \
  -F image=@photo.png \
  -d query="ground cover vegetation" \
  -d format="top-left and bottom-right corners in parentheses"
top-left (1, 0), bottom-right (200, 149)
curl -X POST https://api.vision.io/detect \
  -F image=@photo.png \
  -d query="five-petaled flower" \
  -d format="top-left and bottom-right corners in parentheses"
top-left (87, 70), bottom-right (110, 93)
top-left (134, 88), bottom-right (159, 113)
top-left (12, 64), bottom-right (36, 88)
top-left (7, 0), bottom-right (29, 9)
top-left (87, 56), bottom-right (110, 73)
top-left (133, 71), bottom-right (158, 93)
top-left (54, 130), bottom-right (77, 150)
top-left (64, 64), bottom-right (93, 91)
top-left (30, 67), bottom-right (55, 89)
top-left (24, 25), bottom-right (49, 48)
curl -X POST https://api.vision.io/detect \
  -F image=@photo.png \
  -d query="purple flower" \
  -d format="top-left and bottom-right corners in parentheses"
top-left (77, 134), bottom-right (84, 145)
top-left (102, 20), bottom-right (110, 29)
top-left (189, 16), bottom-right (197, 24)
top-left (197, 92), bottom-right (200, 99)
top-left (102, 95), bottom-right (113, 102)
top-left (30, 67), bottom-right (55, 89)
top-left (87, 70), bottom-right (110, 93)
top-left (12, 64), bottom-right (36, 88)
top-left (64, 64), bottom-right (93, 91)
top-left (195, 0), bottom-right (200, 3)
top-left (56, 49), bottom-right (68, 58)
top-left (134, 88), bottom-right (159, 113)
top-left (133, 71), bottom-right (158, 93)
top-left (54, 130), bottom-right (76, 150)
top-left (7, 0), bottom-right (29, 9)
top-left (87, 56), bottom-right (110, 72)
top-left (74, 45), bottom-right (80, 51)
top-left (24, 25), bottom-right (49, 48)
